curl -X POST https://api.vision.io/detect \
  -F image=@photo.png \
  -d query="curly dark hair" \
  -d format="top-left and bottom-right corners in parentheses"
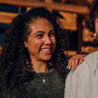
top-left (1, 7), bottom-right (69, 89)
top-left (85, 0), bottom-right (98, 32)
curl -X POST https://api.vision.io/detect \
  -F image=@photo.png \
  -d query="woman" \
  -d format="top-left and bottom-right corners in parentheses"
top-left (1, 7), bottom-right (85, 98)
top-left (1, 7), bottom-right (69, 98)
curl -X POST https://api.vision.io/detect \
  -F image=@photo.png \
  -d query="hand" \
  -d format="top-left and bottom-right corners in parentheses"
top-left (67, 54), bottom-right (87, 71)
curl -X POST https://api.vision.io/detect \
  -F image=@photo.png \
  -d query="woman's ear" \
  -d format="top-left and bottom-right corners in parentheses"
top-left (93, 32), bottom-right (96, 37)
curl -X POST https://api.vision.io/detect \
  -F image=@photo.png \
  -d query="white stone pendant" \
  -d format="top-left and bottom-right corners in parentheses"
top-left (43, 78), bottom-right (46, 83)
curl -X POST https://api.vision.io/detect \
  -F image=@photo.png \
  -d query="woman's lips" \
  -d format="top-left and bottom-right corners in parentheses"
top-left (41, 48), bottom-right (52, 54)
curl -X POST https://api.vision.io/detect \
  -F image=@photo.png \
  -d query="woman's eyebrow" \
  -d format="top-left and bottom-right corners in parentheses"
top-left (33, 31), bottom-right (45, 35)
top-left (33, 29), bottom-right (55, 36)
top-left (48, 29), bottom-right (55, 33)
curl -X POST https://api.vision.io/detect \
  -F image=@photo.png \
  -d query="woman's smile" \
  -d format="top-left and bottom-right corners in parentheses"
top-left (41, 48), bottom-right (52, 54)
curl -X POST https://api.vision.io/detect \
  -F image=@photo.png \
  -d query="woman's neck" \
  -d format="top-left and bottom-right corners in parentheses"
top-left (31, 60), bottom-right (48, 73)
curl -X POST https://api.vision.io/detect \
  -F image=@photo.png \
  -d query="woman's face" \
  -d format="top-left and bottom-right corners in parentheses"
top-left (24, 18), bottom-right (56, 62)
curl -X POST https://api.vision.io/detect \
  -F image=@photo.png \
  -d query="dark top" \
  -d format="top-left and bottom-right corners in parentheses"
top-left (3, 69), bottom-right (65, 98)
top-left (0, 73), bottom-right (3, 98)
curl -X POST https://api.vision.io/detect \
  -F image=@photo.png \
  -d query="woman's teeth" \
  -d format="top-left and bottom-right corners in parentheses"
top-left (42, 49), bottom-right (50, 51)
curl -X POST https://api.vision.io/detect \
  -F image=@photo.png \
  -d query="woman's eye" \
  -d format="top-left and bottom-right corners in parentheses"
top-left (36, 34), bottom-right (43, 38)
top-left (50, 32), bottom-right (55, 36)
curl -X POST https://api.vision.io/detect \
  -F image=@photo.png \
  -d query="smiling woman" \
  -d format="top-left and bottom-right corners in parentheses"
top-left (1, 7), bottom-right (69, 98)
top-left (24, 18), bottom-right (56, 67)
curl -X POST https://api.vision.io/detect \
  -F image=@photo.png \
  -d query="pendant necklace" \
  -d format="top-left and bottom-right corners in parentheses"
top-left (35, 63), bottom-right (52, 83)
top-left (36, 73), bottom-right (47, 83)
top-left (42, 78), bottom-right (46, 83)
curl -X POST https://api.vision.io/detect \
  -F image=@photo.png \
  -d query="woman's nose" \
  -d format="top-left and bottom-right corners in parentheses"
top-left (44, 36), bottom-right (52, 45)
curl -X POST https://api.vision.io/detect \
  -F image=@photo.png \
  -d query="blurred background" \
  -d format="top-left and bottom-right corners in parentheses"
top-left (0, 0), bottom-right (97, 56)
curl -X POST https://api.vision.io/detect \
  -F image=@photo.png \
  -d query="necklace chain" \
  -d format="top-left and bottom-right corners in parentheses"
top-left (35, 63), bottom-right (53, 83)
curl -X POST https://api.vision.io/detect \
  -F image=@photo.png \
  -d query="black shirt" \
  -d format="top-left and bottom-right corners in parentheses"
top-left (3, 69), bottom-right (65, 98)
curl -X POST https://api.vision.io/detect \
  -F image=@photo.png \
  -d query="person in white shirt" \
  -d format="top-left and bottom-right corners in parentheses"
top-left (64, 1), bottom-right (98, 98)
